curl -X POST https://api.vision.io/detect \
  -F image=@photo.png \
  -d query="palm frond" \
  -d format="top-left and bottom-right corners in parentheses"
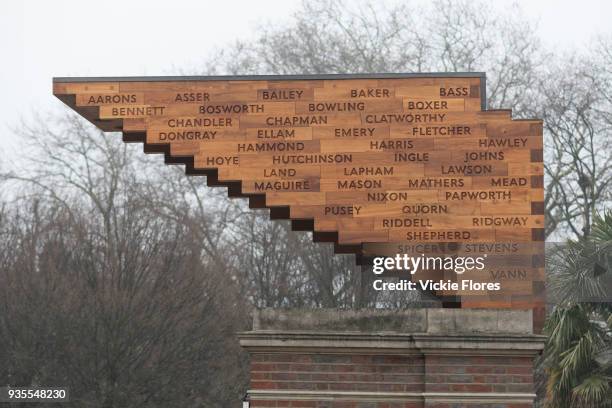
top-left (547, 211), bottom-right (612, 304)
top-left (546, 305), bottom-right (592, 353)
top-left (571, 373), bottom-right (612, 407)
top-left (559, 332), bottom-right (596, 382)
top-left (545, 209), bottom-right (612, 406)
top-left (590, 211), bottom-right (612, 243)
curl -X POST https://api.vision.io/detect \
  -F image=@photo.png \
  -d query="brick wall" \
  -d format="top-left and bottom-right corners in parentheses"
top-left (250, 353), bottom-right (424, 393)
top-left (424, 355), bottom-right (534, 394)
top-left (246, 353), bottom-right (536, 408)
top-left (240, 309), bottom-right (544, 408)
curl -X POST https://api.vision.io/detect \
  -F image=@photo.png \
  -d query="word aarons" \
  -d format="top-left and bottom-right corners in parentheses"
top-left (372, 253), bottom-right (487, 275)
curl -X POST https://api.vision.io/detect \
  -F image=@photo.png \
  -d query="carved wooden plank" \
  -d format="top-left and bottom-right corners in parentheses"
top-left (53, 73), bottom-right (544, 309)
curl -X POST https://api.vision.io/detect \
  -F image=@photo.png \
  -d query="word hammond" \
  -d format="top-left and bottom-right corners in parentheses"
top-left (371, 254), bottom-right (501, 292)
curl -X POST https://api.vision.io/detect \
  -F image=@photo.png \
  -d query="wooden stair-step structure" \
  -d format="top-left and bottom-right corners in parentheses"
top-left (53, 73), bottom-right (545, 311)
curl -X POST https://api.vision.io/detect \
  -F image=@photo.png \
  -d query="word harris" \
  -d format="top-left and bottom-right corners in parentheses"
top-left (53, 74), bottom-right (544, 252)
top-left (54, 74), bottom-right (545, 308)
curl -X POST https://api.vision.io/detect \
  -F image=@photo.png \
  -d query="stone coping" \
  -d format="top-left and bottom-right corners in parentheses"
top-left (246, 390), bottom-right (536, 403)
top-left (238, 330), bottom-right (545, 355)
top-left (253, 308), bottom-right (534, 335)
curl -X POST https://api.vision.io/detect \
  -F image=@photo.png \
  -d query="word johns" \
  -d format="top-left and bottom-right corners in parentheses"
top-left (372, 254), bottom-right (487, 275)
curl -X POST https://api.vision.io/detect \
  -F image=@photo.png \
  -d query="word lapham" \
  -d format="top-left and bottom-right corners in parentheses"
top-left (54, 73), bottom-right (544, 310)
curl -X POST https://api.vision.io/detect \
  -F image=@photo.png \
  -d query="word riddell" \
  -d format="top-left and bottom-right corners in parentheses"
top-left (53, 73), bottom-right (544, 309)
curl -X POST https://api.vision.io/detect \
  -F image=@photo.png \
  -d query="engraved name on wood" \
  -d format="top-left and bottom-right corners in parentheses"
top-left (53, 74), bottom-right (544, 308)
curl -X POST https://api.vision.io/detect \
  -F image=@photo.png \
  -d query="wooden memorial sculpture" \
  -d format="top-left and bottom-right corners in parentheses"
top-left (53, 73), bottom-right (545, 315)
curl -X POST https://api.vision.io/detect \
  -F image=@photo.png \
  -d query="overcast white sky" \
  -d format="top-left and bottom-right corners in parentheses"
top-left (1, 0), bottom-right (611, 157)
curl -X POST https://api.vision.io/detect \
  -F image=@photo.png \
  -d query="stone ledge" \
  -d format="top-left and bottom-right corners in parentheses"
top-left (253, 308), bottom-right (534, 335)
top-left (247, 390), bottom-right (536, 403)
top-left (239, 330), bottom-right (545, 355)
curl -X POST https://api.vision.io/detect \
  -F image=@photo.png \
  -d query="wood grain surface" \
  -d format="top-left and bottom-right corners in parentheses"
top-left (54, 75), bottom-right (545, 310)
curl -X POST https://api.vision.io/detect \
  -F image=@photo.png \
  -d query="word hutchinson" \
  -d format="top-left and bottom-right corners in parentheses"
top-left (54, 73), bottom-right (544, 309)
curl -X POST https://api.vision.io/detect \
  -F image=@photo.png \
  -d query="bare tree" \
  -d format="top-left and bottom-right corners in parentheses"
top-left (538, 50), bottom-right (612, 239)
top-left (1, 116), bottom-right (249, 407)
top-left (199, 0), bottom-right (543, 113)
top-left (2, 2), bottom-right (611, 407)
